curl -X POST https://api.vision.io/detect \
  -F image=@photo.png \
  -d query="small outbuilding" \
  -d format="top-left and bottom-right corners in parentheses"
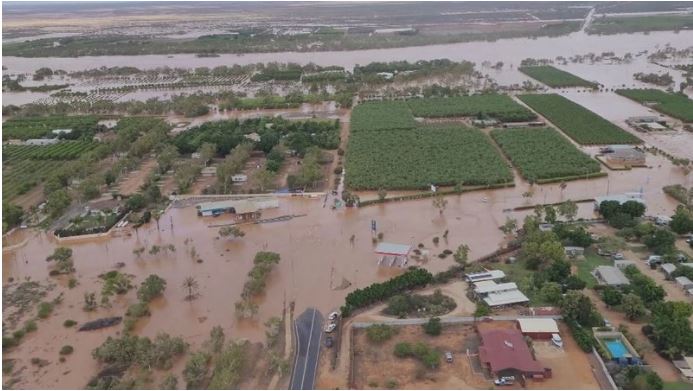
top-left (593, 266), bottom-right (630, 286)
top-left (375, 242), bottom-right (411, 268)
top-left (564, 246), bottom-right (585, 258)
top-left (660, 263), bottom-right (677, 279)
top-left (675, 276), bottom-right (693, 290)
top-left (517, 318), bottom-right (560, 340)
top-left (465, 270), bottom-right (506, 283)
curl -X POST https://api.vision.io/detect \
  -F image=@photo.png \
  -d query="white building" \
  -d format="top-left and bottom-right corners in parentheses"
top-left (465, 270), bottom-right (506, 283)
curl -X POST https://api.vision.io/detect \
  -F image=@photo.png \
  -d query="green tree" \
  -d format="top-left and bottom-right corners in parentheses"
top-left (2, 202), bottom-right (23, 232)
top-left (453, 244), bottom-right (470, 266)
top-left (183, 351), bottom-right (210, 389)
top-left (670, 206), bottom-right (693, 234)
top-left (622, 293), bottom-right (647, 321)
top-left (183, 277), bottom-right (200, 301)
top-left (644, 229), bottom-right (676, 255)
top-left (557, 200), bottom-right (578, 221)
top-left (422, 317), bottom-right (442, 336)
top-left (500, 217), bottom-right (517, 235)
top-left (157, 144), bottom-right (180, 174)
top-left (137, 274), bottom-right (167, 303)
top-left (432, 195), bottom-right (448, 215)
top-left (47, 189), bottom-right (71, 218)
top-left (198, 142), bottom-right (217, 165)
top-left (561, 291), bottom-right (602, 327)
top-left (46, 247), bottom-right (75, 274)
top-left (601, 286), bottom-right (623, 307)
top-left (540, 282), bottom-right (563, 304)
top-left (544, 205), bottom-right (557, 224)
top-left (219, 226), bottom-right (245, 240)
top-left (252, 168), bottom-right (275, 192)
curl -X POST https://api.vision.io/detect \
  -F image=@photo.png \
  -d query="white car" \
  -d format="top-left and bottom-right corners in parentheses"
top-left (324, 323), bottom-right (337, 333)
top-left (328, 311), bottom-right (340, 321)
top-left (551, 334), bottom-right (563, 348)
top-left (494, 376), bottom-right (515, 386)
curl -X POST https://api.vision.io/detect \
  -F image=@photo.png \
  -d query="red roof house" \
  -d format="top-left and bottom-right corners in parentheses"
top-left (478, 328), bottom-right (550, 378)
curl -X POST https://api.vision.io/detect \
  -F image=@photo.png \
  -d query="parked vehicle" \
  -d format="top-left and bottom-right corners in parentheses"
top-left (551, 334), bottom-right (563, 348)
top-left (445, 352), bottom-right (453, 363)
top-left (325, 336), bottom-right (334, 348)
top-left (328, 311), bottom-right (340, 321)
top-left (597, 247), bottom-right (613, 257)
top-left (612, 253), bottom-right (624, 260)
top-left (324, 323), bottom-right (337, 333)
top-left (494, 376), bottom-right (515, 386)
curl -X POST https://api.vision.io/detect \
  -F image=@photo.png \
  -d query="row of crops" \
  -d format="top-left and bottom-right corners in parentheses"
top-left (615, 88), bottom-right (693, 122)
top-left (2, 160), bottom-right (62, 200)
top-left (350, 101), bottom-right (418, 132)
top-left (407, 95), bottom-right (538, 122)
top-left (491, 127), bottom-right (602, 183)
top-left (2, 115), bottom-right (100, 141)
top-left (519, 65), bottom-right (598, 88)
top-left (345, 125), bottom-right (513, 190)
top-left (3, 141), bottom-right (96, 161)
top-left (517, 94), bottom-right (640, 145)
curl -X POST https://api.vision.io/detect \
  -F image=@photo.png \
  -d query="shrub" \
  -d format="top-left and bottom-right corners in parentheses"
top-left (63, 319), bottom-right (77, 328)
top-left (37, 302), bottom-right (54, 319)
top-left (422, 317), bottom-right (442, 336)
top-left (59, 345), bottom-right (74, 355)
top-left (366, 324), bottom-right (398, 343)
top-left (24, 320), bottom-right (37, 333)
top-left (137, 274), bottom-right (167, 303)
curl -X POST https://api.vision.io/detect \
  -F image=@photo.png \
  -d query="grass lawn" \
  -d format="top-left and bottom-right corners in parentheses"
top-left (664, 381), bottom-right (693, 390)
top-left (575, 249), bottom-right (612, 288)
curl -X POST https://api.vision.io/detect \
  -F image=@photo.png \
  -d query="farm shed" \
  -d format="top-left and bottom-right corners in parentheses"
top-left (465, 270), bottom-right (506, 283)
top-left (516, 318), bottom-right (560, 339)
top-left (660, 263), bottom-right (677, 279)
top-left (196, 198), bottom-right (277, 219)
top-left (52, 128), bottom-right (73, 135)
top-left (478, 328), bottom-right (550, 378)
top-left (473, 281), bottom-right (529, 307)
top-left (474, 281), bottom-right (519, 295)
top-left (593, 266), bottom-right (630, 286)
top-left (244, 132), bottom-right (261, 142)
top-left (675, 276), bottom-right (693, 290)
top-left (375, 242), bottom-right (411, 268)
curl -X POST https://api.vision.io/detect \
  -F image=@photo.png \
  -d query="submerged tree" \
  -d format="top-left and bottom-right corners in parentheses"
top-left (219, 226), bottom-right (245, 240)
top-left (182, 277), bottom-right (200, 301)
top-left (46, 247), bottom-right (75, 274)
top-left (432, 195), bottom-right (448, 215)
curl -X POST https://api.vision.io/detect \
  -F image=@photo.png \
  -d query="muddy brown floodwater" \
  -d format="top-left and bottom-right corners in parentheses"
top-left (3, 147), bottom-right (690, 388)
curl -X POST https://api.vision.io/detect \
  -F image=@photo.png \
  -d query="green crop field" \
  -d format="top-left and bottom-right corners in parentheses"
top-left (3, 141), bottom-right (96, 160)
top-left (616, 88), bottom-right (693, 122)
top-left (407, 94), bottom-right (537, 122)
top-left (345, 125), bottom-right (512, 190)
top-left (2, 115), bottom-right (100, 141)
top-left (491, 127), bottom-right (602, 182)
top-left (350, 101), bottom-right (417, 132)
top-left (519, 65), bottom-right (598, 88)
top-left (2, 141), bottom-right (98, 201)
top-left (518, 94), bottom-right (640, 145)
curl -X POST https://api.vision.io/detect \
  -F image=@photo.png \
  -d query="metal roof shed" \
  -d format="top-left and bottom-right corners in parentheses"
top-left (484, 290), bottom-right (530, 307)
top-left (594, 266), bottom-right (630, 286)
top-left (517, 318), bottom-right (560, 334)
top-left (675, 276), bottom-right (693, 290)
top-left (660, 263), bottom-right (677, 276)
top-left (465, 270), bottom-right (506, 283)
top-left (375, 242), bottom-right (411, 268)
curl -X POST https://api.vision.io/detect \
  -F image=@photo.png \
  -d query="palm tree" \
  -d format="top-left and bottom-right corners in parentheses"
top-left (182, 277), bottom-right (199, 301)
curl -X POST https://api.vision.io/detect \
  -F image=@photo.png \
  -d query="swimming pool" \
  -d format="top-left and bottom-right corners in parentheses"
top-left (605, 339), bottom-right (629, 358)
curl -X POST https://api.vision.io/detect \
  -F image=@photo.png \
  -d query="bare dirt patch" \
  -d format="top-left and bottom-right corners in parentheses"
top-left (115, 159), bottom-right (157, 196)
top-left (351, 323), bottom-right (489, 389)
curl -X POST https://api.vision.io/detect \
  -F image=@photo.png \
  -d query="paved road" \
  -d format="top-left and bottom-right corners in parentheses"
top-left (290, 308), bottom-right (323, 390)
top-left (352, 315), bottom-right (563, 328)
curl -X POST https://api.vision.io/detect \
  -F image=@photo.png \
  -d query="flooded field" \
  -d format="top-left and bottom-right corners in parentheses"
top-left (2, 143), bottom-right (688, 387)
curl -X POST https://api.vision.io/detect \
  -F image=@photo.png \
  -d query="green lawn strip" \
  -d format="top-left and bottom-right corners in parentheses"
top-left (518, 94), bottom-right (641, 145)
top-left (575, 249), bottom-right (612, 288)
